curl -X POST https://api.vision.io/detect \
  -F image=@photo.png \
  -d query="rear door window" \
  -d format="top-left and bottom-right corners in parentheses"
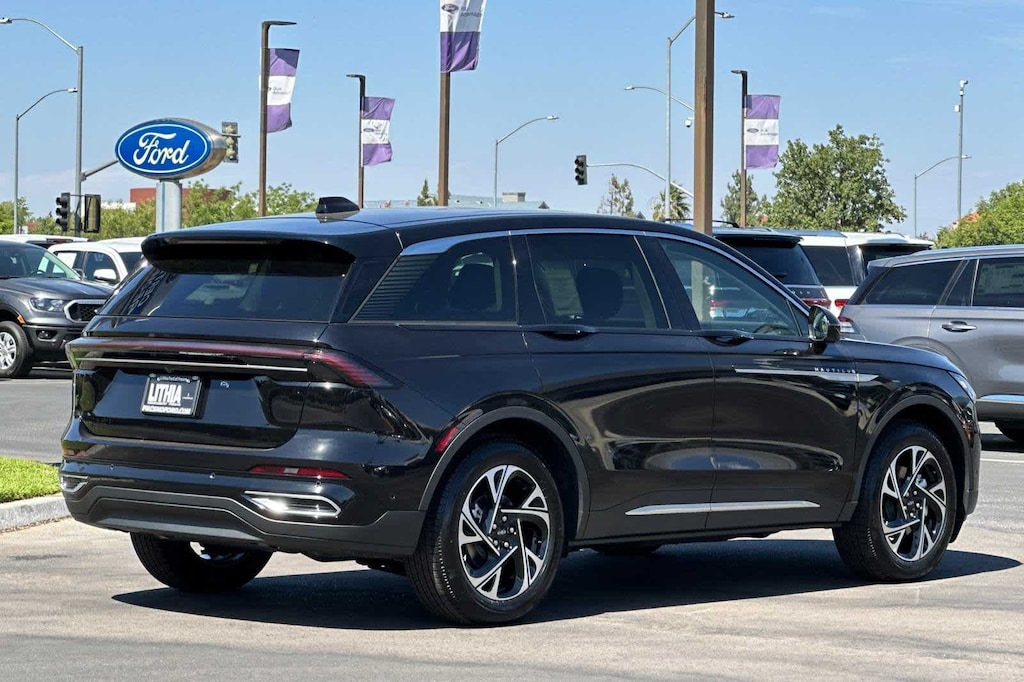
top-left (861, 261), bottom-right (958, 305)
top-left (115, 241), bottom-right (352, 322)
top-left (973, 258), bottom-right (1024, 308)
top-left (526, 234), bottom-right (666, 329)
top-left (802, 245), bottom-right (855, 287)
top-left (354, 237), bottom-right (515, 323)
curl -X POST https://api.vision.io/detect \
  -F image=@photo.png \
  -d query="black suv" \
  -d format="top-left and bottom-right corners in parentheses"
top-left (61, 207), bottom-right (980, 624)
top-left (0, 240), bottom-right (111, 377)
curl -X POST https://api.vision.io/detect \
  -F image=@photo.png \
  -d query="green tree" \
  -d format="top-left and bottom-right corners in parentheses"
top-left (936, 180), bottom-right (1024, 247)
top-left (416, 178), bottom-right (436, 206)
top-left (651, 183), bottom-right (691, 222)
top-left (92, 200), bottom-right (158, 240)
top-left (0, 198), bottom-right (33, 234)
top-left (765, 124), bottom-right (905, 231)
top-left (263, 182), bottom-right (316, 215)
top-left (597, 175), bottom-right (636, 217)
top-left (720, 170), bottom-right (768, 226)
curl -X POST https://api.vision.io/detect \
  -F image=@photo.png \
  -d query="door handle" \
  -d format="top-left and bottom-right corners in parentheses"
top-left (696, 330), bottom-right (753, 346)
top-left (941, 321), bottom-right (976, 333)
top-left (526, 324), bottom-right (598, 339)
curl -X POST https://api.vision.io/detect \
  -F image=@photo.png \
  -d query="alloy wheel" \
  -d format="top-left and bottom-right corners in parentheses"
top-left (0, 331), bottom-right (16, 371)
top-left (878, 445), bottom-right (948, 562)
top-left (458, 464), bottom-right (551, 602)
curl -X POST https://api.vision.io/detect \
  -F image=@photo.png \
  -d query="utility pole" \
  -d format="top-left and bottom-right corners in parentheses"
top-left (956, 79), bottom-right (967, 227)
top-left (731, 69), bottom-right (748, 227)
top-left (692, 0), bottom-right (715, 235)
top-left (438, 73), bottom-right (451, 206)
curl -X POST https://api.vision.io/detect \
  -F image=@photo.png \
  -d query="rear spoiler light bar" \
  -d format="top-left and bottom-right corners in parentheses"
top-left (66, 338), bottom-right (390, 388)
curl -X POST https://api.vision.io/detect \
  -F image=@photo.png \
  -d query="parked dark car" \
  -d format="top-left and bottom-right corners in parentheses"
top-left (712, 227), bottom-right (832, 309)
top-left (0, 240), bottom-right (111, 377)
top-left (61, 206), bottom-right (980, 624)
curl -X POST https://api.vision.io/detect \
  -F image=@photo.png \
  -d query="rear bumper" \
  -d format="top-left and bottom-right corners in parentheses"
top-left (60, 459), bottom-right (425, 559)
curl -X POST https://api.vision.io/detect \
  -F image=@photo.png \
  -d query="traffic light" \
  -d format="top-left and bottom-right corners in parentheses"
top-left (55, 192), bottom-right (71, 233)
top-left (574, 155), bottom-right (588, 186)
top-left (221, 121), bottom-right (239, 163)
top-left (83, 194), bottom-right (101, 234)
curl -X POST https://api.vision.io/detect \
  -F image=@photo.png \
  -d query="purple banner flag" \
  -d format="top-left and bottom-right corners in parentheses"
top-left (744, 94), bottom-right (781, 169)
top-left (266, 48), bottom-right (300, 133)
top-left (361, 97), bottom-right (394, 166)
top-left (440, 0), bottom-right (487, 72)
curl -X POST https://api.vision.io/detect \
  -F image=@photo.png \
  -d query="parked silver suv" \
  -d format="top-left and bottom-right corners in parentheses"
top-left (842, 245), bottom-right (1024, 441)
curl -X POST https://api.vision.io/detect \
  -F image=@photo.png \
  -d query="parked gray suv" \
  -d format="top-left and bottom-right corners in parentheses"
top-left (841, 245), bottom-right (1024, 441)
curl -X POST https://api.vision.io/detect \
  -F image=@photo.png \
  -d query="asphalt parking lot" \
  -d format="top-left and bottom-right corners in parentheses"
top-left (2, 375), bottom-right (1023, 680)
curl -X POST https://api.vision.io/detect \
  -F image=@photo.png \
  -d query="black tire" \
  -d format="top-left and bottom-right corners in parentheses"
top-left (0, 321), bottom-right (32, 379)
top-left (407, 441), bottom-right (565, 625)
top-left (130, 533), bottom-right (272, 593)
top-left (833, 421), bottom-right (957, 581)
top-left (594, 542), bottom-right (662, 556)
top-left (995, 421), bottom-right (1024, 444)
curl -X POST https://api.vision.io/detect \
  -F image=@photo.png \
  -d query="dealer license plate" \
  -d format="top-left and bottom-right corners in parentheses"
top-left (140, 375), bottom-right (202, 417)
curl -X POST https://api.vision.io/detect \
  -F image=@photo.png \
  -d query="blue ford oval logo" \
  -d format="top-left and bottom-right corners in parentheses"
top-left (115, 119), bottom-right (223, 180)
top-left (441, 3), bottom-right (459, 12)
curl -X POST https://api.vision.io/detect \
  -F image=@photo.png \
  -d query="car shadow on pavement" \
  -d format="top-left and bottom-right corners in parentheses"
top-left (112, 538), bottom-right (1020, 630)
top-left (982, 433), bottom-right (1024, 454)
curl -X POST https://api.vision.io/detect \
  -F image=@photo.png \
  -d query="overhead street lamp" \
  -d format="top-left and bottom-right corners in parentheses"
top-left (664, 9), bottom-right (732, 220)
top-left (1, 17), bottom-right (84, 236)
top-left (625, 85), bottom-right (694, 112)
top-left (493, 115), bottom-right (558, 209)
top-left (13, 88), bottom-right (77, 234)
top-left (956, 79), bottom-right (968, 228)
top-left (915, 155), bottom-right (970, 238)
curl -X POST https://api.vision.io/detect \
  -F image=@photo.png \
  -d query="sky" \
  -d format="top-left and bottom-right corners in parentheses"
top-left (0, 0), bottom-right (1020, 237)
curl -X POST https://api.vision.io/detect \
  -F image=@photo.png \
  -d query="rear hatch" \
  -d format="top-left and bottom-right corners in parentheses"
top-left (718, 235), bottom-right (831, 307)
top-left (68, 237), bottom-right (357, 449)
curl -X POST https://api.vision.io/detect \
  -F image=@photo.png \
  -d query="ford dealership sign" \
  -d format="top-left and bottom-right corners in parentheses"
top-left (115, 119), bottom-right (226, 180)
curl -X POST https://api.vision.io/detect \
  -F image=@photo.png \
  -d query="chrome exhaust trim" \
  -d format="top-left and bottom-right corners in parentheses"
top-left (243, 491), bottom-right (342, 520)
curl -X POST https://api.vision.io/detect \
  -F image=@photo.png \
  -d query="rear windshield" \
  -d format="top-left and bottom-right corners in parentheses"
top-left (725, 241), bottom-right (819, 284)
top-left (119, 251), bottom-right (144, 272)
top-left (802, 245), bottom-right (855, 286)
top-left (111, 241), bottom-right (351, 321)
top-left (858, 244), bottom-right (931, 269)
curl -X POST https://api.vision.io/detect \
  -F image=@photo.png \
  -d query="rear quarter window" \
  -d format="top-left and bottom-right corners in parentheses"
top-left (861, 260), bottom-right (959, 305)
top-left (973, 258), bottom-right (1024, 308)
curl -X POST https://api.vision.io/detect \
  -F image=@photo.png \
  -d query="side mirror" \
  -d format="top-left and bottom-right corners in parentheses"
top-left (808, 305), bottom-right (841, 344)
top-left (92, 268), bottom-right (119, 284)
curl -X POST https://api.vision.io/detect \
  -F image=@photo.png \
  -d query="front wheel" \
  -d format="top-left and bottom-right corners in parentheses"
top-left (407, 441), bottom-right (564, 624)
top-left (0, 321), bottom-right (32, 379)
top-left (130, 533), bottom-right (272, 592)
top-left (833, 422), bottom-right (957, 581)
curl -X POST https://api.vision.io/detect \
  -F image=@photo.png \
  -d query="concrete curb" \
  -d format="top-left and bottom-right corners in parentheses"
top-left (0, 494), bottom-right (69, 533)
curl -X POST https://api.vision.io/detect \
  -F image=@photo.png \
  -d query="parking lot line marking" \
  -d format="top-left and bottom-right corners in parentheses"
top-left (981, 458), bottom-right (1024, 464)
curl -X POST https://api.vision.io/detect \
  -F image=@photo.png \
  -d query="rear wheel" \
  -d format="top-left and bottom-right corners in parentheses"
top-left (407, 441), bottom-right (564, 624)
top-left (833, 422), bottom-right (956, 581)
top-left (995, 421), bottom-right (1024, 444)
top-left (130, 533), bottom-right (272, 592)
top-left (0, 321), bottom-right (32, 379)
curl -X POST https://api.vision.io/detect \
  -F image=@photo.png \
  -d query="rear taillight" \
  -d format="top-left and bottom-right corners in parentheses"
top-left (838, 315), bottom-right (858, 335)
top-left (834, 299), bottom-right (848, 309)
top-left (304, 349), bottom-right (390, 387)
top-left (249, 465), bottom-right (349, 480)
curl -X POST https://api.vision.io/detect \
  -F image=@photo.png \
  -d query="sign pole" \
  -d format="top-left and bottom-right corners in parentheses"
top-left (438, 72), bottom-right (450, 207)
top-left (155, 180), bottom-right (182, 232)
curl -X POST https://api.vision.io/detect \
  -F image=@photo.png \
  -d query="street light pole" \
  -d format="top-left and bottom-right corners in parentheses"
top-left (914, 155), bottom-right (969, 238)
top-left (956, 79), bottom-right (968, 227)
top-left (731, 69), bottom-right (748, 227)
top-left (1, 17), bottom-right (83, 236)
top-left (346, 74), bottom-right (366, 207)
top-left (259, 20), bottom-right (296, 217)
top-left (14, 88), bottom-right (76, 234)
top-left (625, 85), bottom-right (694, 111)
top-left (493, 115), bottom-right (558, 209)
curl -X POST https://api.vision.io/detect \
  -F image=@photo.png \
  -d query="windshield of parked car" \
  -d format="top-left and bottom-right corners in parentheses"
top-left (803, 245), bottom-right (856, 286)
top-left (0, 242), bottom-right (80, 280)
top-left (727, 241), bottom-right (820, 284)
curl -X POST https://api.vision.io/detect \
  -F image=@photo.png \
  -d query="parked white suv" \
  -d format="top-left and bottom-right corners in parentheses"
top-left (798, 231), bottom-right (932, 315)
top-left (50, 237), bottom-right (146, 284)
